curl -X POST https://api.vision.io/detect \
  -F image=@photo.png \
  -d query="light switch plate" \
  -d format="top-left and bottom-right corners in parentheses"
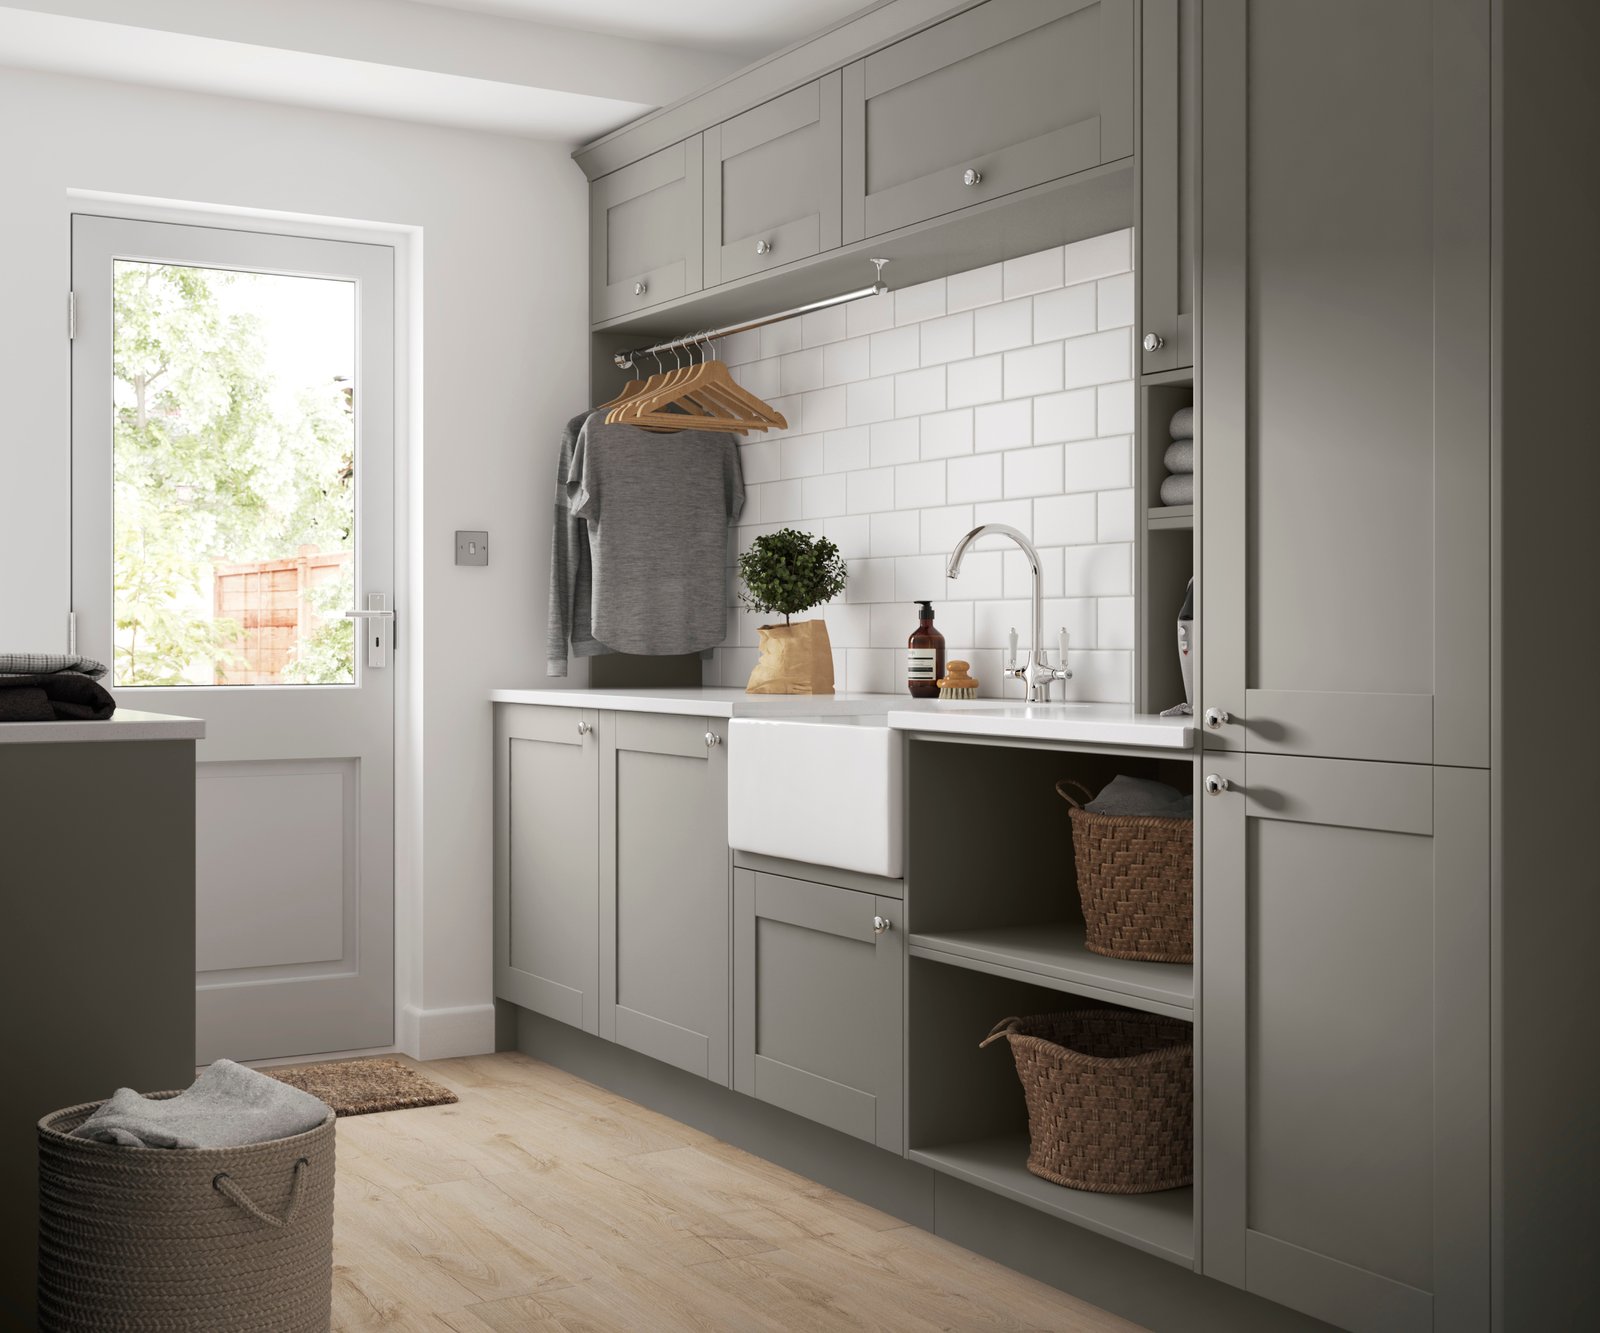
top-left (455, 530), bottom-right (489, 566)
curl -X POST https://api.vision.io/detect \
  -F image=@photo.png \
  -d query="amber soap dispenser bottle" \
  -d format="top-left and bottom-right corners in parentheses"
top-left (907, 601), bottom-right (946, 698)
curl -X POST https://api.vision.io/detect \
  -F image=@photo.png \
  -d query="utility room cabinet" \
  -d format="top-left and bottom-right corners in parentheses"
top-left (841, 0), bottom-right (1133, 243)
top-left (1137, 0), bottom-right (1196, 372)
top-left (703, 75), bottom-right (843, 286)
top-left (590, 136), bottom-right (704, 321)
top-left (599, 712), bottom-right (732, 1085)
top-left (734, 864), bottom-right (904, 1152)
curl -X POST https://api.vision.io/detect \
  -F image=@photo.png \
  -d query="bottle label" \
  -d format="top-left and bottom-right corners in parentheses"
top-left (907, 648), bottom-right (937, 681)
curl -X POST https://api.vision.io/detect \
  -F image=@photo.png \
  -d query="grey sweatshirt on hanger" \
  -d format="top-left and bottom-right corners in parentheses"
top-left (546, 410), bottom-right (612, 676)
top-left (567, 415), bottom-right (745, 658)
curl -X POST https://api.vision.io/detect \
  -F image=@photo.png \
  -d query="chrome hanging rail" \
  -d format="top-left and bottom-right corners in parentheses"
top-left (613, 260), bottom-right (890, 370)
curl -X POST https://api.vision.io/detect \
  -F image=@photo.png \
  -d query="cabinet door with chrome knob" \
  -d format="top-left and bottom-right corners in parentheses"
top-left (961, 167), bottom-right (983, 187)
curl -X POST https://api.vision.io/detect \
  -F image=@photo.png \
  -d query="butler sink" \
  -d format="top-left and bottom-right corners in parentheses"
top-left (727, 716), bottom-right (903, 878)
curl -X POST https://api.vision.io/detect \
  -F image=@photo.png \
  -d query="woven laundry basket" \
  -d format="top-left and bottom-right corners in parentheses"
top-left (36, 1093), bottom-right (335, 1333)
top-left (1057, 779), bottom-right (1193, 963)
top-left (981, 1009), bottom-right (1193, 1194)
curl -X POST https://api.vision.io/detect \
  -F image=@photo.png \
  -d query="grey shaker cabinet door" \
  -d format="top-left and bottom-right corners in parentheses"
top-left (1198, 0), bottom-right (1491, 766)
top-left (495, 705), bottom-right (603, 1034)
top-left (733, 870), bottom-right (903, 1153)
top-left (1137, 0), bottom-right (1195, 373)
top-left (599, 712), bottom-right (732, 1085)
top-left (590, 135), bottom-right (704, 322)
top-left (841, 0), bottom-right (1133, 243)
top-left (704, 74), bottom-right (843, 287)
top-left (1199, 752), bottom-right (1490, 1333)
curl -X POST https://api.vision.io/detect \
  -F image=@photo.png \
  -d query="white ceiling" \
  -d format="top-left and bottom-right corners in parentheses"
top-left (413, 0), bottom-right (884, 59)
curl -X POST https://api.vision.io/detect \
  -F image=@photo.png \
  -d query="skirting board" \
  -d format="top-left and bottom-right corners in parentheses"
top-left (514, 1009), bottom-right (1336, 1333)
top-left (399, 1001), bottom-right (496, 1061)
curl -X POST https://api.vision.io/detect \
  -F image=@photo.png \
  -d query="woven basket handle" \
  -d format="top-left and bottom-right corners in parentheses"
top-left (979, 1017), bottom-right (1022, 1050)
top-left (1055, 778), bottom-right (1095, 810)
top-left (213, 1156), bottom-right (310, 1230)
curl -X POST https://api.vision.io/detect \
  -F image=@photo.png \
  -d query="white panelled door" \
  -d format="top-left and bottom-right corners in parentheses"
top-left (71, 215), bottom-right (396, 1063)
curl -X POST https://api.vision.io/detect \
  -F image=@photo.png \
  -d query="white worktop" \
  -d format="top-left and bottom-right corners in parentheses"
top-left (491, 688), bottom-right (1193, 749)
top-left (0, 708), bottom-right (205, 744)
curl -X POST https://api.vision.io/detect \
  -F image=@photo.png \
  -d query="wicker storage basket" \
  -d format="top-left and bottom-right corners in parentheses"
top-left (37, 1093), bottom-right (335, 1333)
top-left (981, 1009), bottom-right (1193, 1194)
top-left (1057, 778), bottom-right (1193, 963)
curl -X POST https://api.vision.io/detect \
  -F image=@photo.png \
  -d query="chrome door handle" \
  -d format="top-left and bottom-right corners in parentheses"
top-left (342, 609), bottom-right (394, 620)
top-left (873, 915), bottom-right (892, 936)
top-left (1204, 774), bottom-right (1231, 795)
top-left (705, 731), bottom-right (722, 748)
top-left (962, 167), bottom-right (982, 187)
top-left (1142, 332), bottom-right (1165, 352)
top-left (576, 720), bottom-right (591, 736)
top-left (755, 239), bottom-right (772, 255)
top-left (633, 281), bottom-right (648, 296)
top-left (1204, 707), bottom-right (1231, 730)
top-left (346, 594), bottom-right (392, 669)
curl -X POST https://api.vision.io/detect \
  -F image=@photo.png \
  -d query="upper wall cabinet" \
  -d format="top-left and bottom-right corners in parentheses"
top-left (841, 0), bottom-right (1133, 244)
top-left (590, 135), bottom-right (703, 322)
top-left (1138, 0), bottom-right (1195, 372)
top-left (704, 75), bottom-right (843, 287)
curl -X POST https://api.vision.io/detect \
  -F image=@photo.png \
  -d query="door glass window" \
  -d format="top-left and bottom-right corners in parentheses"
top-left (111, 261), bottom-right (356, 686)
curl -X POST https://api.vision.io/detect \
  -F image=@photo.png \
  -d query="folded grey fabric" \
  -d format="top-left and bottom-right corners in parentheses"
top-left (1163, 439), bottom-right (1194, 474)
top-left (0, 671), bottom-right (115, 721)
top-left (1087, 774), bottom-right (1193, 819)
top-left (1169, 405), bottom-right (1193, 440)
top-left (0, 653), bottom-right (107, 680)
top-left (72, 1059), bottom-right (331, 1149)
top-left (1160, 473), bottom-right (1194, 506)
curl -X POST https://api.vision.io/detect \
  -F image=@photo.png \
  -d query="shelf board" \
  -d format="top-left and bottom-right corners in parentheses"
top-left (909, 921), bottom-right (1193, 1018)
top-left (1146, 504), bottom-right (1193, 530)
top-left (909, 1134), bottom-right (1194, 1265)
top-left (1139, 367), bottom-right (1195, 388)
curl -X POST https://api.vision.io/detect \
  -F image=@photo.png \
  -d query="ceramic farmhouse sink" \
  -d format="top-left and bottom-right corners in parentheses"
top-left (727, 715), bottom-right (903, 878)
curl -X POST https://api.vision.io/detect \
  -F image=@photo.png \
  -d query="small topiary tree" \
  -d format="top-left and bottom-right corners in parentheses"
top-left (737, 528), bottom-right (847, 625)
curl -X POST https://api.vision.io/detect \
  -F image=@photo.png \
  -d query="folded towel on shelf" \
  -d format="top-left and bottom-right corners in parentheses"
top-left (1086, 774), bottom-right (1194, 819)
top-left (72, 1059), bottom-right (331, 1149)
top-left (1168, 404), bottom-right (1193, 440)
top-left (0, 653), bottom-right (107, 680)
top-left (1160, 473), bottom-right (1194, 506)
top-left (1163, 439), bottom-right (1194, 474)
top-left (0, 671), bottom-right (115, 721)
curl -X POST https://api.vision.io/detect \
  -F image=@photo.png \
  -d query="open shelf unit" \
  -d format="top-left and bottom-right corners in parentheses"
top-left (1137, 376), bottom-right (1197, 715)
top-left (910, 1134), bottom-right (1195, 1265)
top-left (911, 921), bottom-right (1192, 1019)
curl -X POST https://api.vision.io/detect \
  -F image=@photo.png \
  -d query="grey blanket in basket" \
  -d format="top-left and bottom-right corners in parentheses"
top-left (1086, 774), bottom-right (1193, 819)
top-left (72, 1059), bottom-right (331, 1149)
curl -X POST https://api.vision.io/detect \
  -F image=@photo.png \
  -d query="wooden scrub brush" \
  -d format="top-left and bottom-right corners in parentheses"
top-left (937, 660), bottom-right (978, 699)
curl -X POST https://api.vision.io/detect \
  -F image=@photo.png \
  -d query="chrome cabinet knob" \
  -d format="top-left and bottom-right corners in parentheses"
top-left (755, 239), bottom-right (772, 255)
top-left (962, 167), bottom-right (982, 187)
top-left (1204, 707), bottom-right (1231, 730)
top-left (1142, 332), bottom-right (1165, 352)
top-left (704, 730), bottom-right (721, 748)
top-left (873, 915), bottom-right (892, 936)
top-left (576, 720), bottom-right (591, 736)
top-left (1204, 774), bottom-right (1231, 796)
top-left (633, 281), bottom-right (647, 297)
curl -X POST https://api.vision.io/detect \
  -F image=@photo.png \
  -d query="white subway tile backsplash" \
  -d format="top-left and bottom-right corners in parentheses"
top-left (719, 233), bottom-right (1137, 702)
top-left (947, 452), bottom-right (1003, 503)
top-left (946, 354), bottom-right (1004, 408)
top-left (870, 324), bottom-right (920, 377)
top-left (1003, 246), bottom-right (1064, 299)
top-left (1033, 388), bottom-right (1097, 444)
top-left (1003, 343), bottom-right (1063, 399)
top-left (946, 262), bottom-right (1002, 312)
top-left (895, 459), bottom-right (946, 509)
top-left (1004, 444), bottom-right (1064, 498)
top-left (920, 409), bottom-right (973, 459)
top-left (895, 366), bottom-right (946, 417)
top-left (895, 278), bottom-right (946, 326)
top-left (1062, 328), bottom-right (1132, 389)
top-left (870, 418), bottom-right (920, 467)
top-left (974, 297), bottom-right (1033, 356)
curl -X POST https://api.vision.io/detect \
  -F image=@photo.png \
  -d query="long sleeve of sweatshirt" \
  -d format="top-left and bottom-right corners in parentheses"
top-left (545, 410), bottom-right (599, 676)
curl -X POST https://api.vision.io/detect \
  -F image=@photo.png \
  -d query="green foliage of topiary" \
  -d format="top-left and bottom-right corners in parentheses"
top-left (736, 527), bottom-right (848, 625)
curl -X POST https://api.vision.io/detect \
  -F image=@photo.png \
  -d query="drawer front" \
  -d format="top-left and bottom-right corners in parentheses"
top-left (734, 870), bottom-right (903, 1151)
top-left (842, 0), bottom-right (1133, 242)
top-left (705, 74), bottom-right (843, 286)
top-left (591, 136), bottom-right (704, 321)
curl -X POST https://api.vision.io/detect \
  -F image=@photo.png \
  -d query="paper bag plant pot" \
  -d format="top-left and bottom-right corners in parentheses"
top-left (745, 620), bottom-right (835, 694)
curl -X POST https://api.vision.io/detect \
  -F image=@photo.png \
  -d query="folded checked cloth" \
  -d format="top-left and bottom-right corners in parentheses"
top-left (71, 1059), bottom-right (332, 1149)
top-left (0, 653), bottom-right (107, 680)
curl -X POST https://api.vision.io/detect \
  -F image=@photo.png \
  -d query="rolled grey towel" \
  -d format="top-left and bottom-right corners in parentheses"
top-left (1160, 473), bottom-right (1194, 506)
top-left (1169, 404), bottom-right (1193, 440)
top-left (1163, 439), bottom-right (1194, 474)
top-left (72, 1059), bottom-right (331, 1149)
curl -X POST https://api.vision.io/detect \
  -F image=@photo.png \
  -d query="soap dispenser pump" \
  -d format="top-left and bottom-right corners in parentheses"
top-left (907, 601), bottom-right (945, 698)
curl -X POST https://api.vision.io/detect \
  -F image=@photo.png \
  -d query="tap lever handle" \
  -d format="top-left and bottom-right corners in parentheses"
top-left (1058, 627), bottom-right (1069, 669)
top-left (1008, 626), bottom-right (1019, 665)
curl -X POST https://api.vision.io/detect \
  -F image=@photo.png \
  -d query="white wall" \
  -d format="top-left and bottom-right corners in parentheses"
top-left (707, 231), bottom-right (1138, 701)
top-left (0, 65), bottom-right (588, 1058)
